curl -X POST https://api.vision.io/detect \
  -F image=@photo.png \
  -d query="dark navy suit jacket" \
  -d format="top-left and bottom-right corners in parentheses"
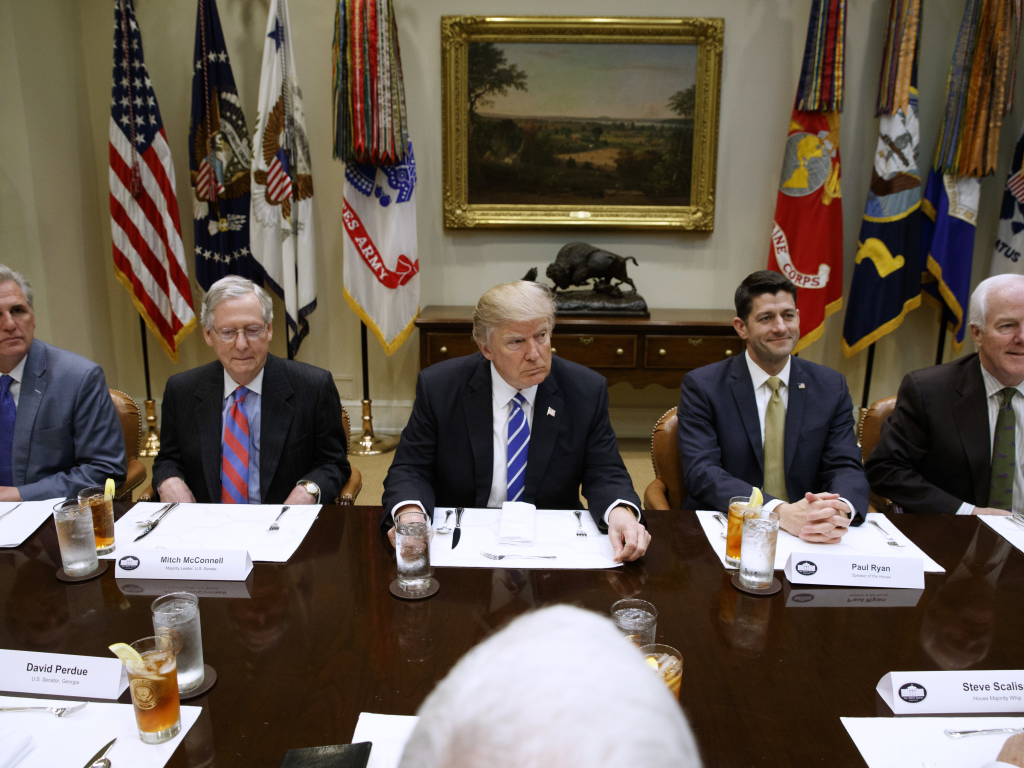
top-left (678, 354), bottom-right (868, 518)
top-left (13, 340), bottom-right (126, 500)
top-left (381, 352), bottom-right (641, 532)
top-left (152, 355), bottom-right (350, 504)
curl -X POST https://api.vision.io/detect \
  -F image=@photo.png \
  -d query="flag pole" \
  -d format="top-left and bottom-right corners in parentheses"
top-left (935, 313), bottom-right (947, 365)
top-left (350, 322), bottom-right (398, 455)
top-left (138, 316), bottom-right (162, 457)
top-left (860, 343), bottom-right (876, 409)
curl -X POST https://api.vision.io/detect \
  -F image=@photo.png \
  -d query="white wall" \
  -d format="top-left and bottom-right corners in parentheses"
top-left (1, 0), bottom-right (1020, 435)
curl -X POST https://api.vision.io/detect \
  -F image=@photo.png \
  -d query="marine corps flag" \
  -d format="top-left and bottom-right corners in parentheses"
top-left (251, 0), bottom-right (316, 358)
top-left (842, 0), bottom-right (923, 357)
top-left (768, 0), bottom-right (846, 353)
top-left (190, 0), bottom-right (255, 290)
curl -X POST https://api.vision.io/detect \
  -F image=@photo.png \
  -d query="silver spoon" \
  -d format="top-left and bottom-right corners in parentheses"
top-left (436, 509), bottom-right (454, 534)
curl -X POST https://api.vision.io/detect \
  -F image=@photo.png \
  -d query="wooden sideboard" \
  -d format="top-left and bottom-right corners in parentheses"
top-left (414, 306), bottom-right (743, 388)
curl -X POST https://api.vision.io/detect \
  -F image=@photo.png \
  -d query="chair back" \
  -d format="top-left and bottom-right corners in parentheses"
top-left (651, 407), bottom-right (687, 509)
top-left (341, 404), bottom-right (351, 451)
top-left (109, 389), bottom-right (141, 460)
top-left (859, 396), bottom-right (897, 464)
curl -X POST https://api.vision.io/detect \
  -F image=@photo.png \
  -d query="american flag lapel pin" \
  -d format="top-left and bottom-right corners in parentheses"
top-left (798, 383), bottom-right (806, 389)
top-left (547, 407), bottom-right (556, 417)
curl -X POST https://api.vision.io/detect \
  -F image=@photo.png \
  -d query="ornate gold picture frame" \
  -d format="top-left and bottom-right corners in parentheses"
top-left (441, 16), bottom-right (723, 230)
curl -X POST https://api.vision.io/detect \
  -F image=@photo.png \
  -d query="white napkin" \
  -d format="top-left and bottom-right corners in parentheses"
top-left (0, 732), bottom-right (33, 768)
top-left (498, 502), bottom-right (536, 545)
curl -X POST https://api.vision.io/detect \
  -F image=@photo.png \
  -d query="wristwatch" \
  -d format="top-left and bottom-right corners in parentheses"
top-left (298, 480), bottom-right (320, 502)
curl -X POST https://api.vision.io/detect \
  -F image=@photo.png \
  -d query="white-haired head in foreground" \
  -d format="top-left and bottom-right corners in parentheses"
top-left (397, 605), bottom-right (702, 768)
top-left (969, 274), bottom-right (1024, 328)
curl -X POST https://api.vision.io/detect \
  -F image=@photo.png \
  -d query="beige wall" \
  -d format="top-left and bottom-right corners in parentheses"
top-left (1, 0), bottom-right (1021, 436)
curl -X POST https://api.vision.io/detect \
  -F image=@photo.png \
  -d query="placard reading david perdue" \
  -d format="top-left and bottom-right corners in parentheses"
top-left (114, 548), bottom-right (252, 581)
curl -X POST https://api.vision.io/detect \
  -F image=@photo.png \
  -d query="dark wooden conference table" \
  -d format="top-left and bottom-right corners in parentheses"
top-left (0, 505), bottom-right (1021, 767)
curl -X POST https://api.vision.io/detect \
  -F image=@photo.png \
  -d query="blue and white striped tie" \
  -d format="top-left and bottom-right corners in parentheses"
top-left (506, 393), bottom-right (530, 503)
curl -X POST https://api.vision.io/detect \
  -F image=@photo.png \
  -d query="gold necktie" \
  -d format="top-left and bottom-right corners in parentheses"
top-left (764, 376), bottom-right (788, 502)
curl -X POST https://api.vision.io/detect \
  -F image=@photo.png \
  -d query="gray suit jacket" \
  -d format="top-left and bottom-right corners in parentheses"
top-left (13, 340), bottom-right (127, 500)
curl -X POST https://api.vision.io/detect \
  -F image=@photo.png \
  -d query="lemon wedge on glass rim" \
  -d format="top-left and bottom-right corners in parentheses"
top-left (747, 487), bottom-right (763, 509)
top-left (104, 478), bottom-right (115, 501)
top-left (108, 643), bottom-right (143, 664)
top-left (645, 656), bottom-right (660, 670)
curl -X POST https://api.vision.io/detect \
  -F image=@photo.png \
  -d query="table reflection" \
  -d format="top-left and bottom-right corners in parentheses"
top-left (921, 527), bottom-right (1012, 670)
top-left (5, 550), bottom-right (69, 651)
top-left (716, 571), bottom-right (772, 656)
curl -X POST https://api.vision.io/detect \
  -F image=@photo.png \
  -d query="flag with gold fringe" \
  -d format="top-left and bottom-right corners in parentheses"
top-left (768, 0), bottom-right (845, 353)
top-left (842, 0), bottom-right (923, 357)
top-left (335, 0), bottom-right (419, 355)
top-left (990, 116), bottom-right (1024, 276)
top-left (922, 0), bottom-right (1021, 352)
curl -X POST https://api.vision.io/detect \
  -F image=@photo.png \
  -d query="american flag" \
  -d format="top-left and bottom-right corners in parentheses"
top-left (1008, 169), bottom-right (1024, 205)
top-left (110, 0), bottom-right (195, 362)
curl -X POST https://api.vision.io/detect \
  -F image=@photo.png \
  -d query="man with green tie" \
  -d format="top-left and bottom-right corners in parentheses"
top-left (867, 275), bottom-right (1023, 516)
top-left (678, 271), bottom-right (868, 542)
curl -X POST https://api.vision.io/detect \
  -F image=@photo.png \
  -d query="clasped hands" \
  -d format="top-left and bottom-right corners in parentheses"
top-left (775, 491), bottom-right (851, 544)
top-left (387, 504), bottom-right (650, 562)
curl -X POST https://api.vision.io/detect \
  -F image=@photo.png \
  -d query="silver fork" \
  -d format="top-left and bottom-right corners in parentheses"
top-left (572, 510), bottom-right (587, 538)
top-left (268, 505), bottom-right (290, 532)
top-left (1006, 514), bottom-right (1024, 530)
top-left (0, 502), bottom-right (24, 524)
top-left (868, 519), bottom-right (903, 547)
top-left (944, 727), bottom-right (1023, 739)
top-left (481, 551), bottom-right (557, 560)
top-left (0, 702), bottom-right (87, 717)
top-left (436, 509), bottom-right (454, 534)
top-left (135, 501), bottom-right (177, 526)
top-left (712, 513), bottom-right (728, 538)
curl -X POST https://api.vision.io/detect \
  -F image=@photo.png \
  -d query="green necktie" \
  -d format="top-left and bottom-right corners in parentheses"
top-left (989, 387), bottom-right (1016, 511)
top-left (764, 376), bottom-right (789, 502)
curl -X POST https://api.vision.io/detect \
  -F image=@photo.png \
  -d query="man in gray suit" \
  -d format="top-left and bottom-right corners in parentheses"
top-left (0, 265), bottom-right (126, 501)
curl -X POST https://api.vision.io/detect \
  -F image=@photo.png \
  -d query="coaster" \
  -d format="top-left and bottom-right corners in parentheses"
top-left (55, 560), bottom-right (108, 583)
top-left (389, 578), bottom-right (440, 600)
top-left (731, 572), bottom-right (781, 596)
top-left (179, 665), bottom-right (217, 700)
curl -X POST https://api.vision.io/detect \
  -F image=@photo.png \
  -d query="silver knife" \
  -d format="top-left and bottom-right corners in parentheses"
top-left (80, 737), bottom-right (116, 768)
top-left (134, 502), bottom-right (178, 542)
top-left (452, 507), bottom-right (465, 549)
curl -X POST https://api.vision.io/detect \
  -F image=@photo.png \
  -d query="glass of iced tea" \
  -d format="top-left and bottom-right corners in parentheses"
top-left (78, 485), bottom-right (115, 556)
top-left (125, 631), bottom-right (183, 744)
top-left (640, 643), bottom-right (683, 700)
top-left (726, 496), bottom-right (753, 568)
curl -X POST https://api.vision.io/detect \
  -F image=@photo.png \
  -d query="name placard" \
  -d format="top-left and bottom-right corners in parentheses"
top-left (0, 650), bottom-right (128, 700)
top-left (878, 671), bottom-right (1024, 714)
top-left (115, 548), bottom-right (252, 581)
top-left (784, 551), bottom-right (924, 589)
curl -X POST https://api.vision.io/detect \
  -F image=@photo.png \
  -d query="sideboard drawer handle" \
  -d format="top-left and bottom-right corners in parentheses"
top-left (580, 337), bottom-right (594, 345)
top-left (552, 348), bottom-right (557, 354)
top-left (724, 349), bottom-right (733, 356)
top-left (439, 346), bottom-right (448, 354)
top-left (658, 348), bottom-right (667, 356)
top-left (688, 338), bottom-right (703, 346)
top-left (616, 348), bottom-right (624, 356)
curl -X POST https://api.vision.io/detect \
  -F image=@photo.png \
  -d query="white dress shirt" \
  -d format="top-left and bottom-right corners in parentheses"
top-left (956, 361), bottom-right (1024, 515)
top-left (391, 362), bottom-right (638, 524)
top-left (0, 356), bottom-right (27, 407)
top-left (744, 351), bottom-right (859, 521)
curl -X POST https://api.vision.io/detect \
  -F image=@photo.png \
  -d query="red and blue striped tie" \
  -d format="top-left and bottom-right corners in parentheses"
top-left (221, 387), bottom-right (250, 504)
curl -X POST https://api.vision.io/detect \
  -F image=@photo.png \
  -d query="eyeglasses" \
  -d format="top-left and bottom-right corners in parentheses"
top-left (213, 325), bottom-right (267, 343)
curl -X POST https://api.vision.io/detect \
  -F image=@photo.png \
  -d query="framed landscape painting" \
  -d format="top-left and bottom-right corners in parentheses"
top-left (441, 16), bottom-right (723, 230)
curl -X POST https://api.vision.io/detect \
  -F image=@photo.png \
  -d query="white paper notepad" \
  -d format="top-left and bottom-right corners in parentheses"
top-left (101, 503), bottom-right (320, 563)
top-left (0, 499), bottom-right (63, 549)
top-left (842, 716), bottom-right (1024, 768)
top-left (696, 511), bottom-right (944, 573)
top-left (429, 508), bottom-right (621, 569)
top-left (0, 695), bottom-right (200, 768)
top-left (352, 713), bottom-right (419, 768)
top-left (979, 515), bottom-right (1024, 556)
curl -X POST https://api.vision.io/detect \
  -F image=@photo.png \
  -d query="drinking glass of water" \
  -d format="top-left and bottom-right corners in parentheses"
top-left (739, 510), bottom-right (780, 590)
top-left (151, 592), bottom-right (204, 694)
top-left (52, 500), bottom-right (99, 577)
top-left (611, 598), bottom-right (658, 646)
top-left (395, 510), bottom-right (432, 592)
